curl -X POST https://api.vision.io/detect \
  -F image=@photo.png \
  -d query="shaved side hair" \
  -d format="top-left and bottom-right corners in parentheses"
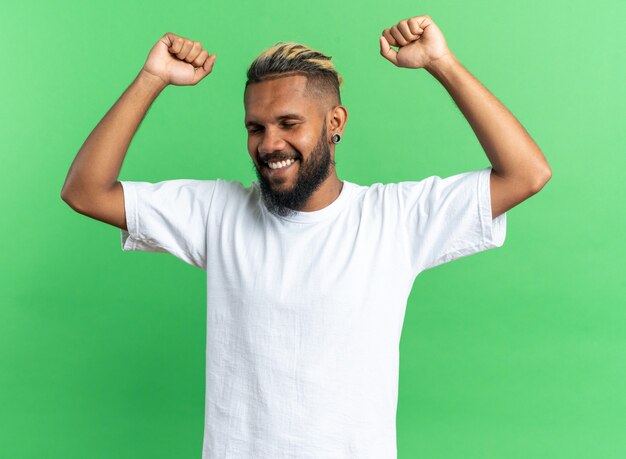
top-left (244, 42), bottom-right (344, 112)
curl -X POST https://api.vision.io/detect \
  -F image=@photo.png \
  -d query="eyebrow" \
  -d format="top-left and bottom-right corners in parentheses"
top-left (245, 114), bottom-right (305, 128)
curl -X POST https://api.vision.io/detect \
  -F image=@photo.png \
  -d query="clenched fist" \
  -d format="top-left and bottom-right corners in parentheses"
top-left (379, 16), bottom-right (452, 71)
top-left (141, 32), bottom-right (217, 86)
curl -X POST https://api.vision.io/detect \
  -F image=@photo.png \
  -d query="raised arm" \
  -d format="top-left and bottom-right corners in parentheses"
top-left (61, 70), bottom-right (166, 230)
top-left (60, 32), bottom-right (217, 230)
top-left (380, 15), bottom-right (552, 218)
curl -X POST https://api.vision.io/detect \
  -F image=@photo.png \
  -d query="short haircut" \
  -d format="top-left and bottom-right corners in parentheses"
top-left (245, 42), bottom-right (343, 112)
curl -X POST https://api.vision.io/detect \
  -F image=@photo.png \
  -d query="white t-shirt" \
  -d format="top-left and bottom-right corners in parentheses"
top-left (119, 166), bottom-right (506, 458)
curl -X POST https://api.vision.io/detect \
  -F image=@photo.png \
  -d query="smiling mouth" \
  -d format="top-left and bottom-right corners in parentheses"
top-left (262, 158), bottom-right (299, 175)
top-left (262, 157), bottom-right (298, 168)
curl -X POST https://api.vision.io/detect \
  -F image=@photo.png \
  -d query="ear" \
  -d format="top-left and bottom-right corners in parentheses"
top-left (327, 105), bottom-right (348, 135)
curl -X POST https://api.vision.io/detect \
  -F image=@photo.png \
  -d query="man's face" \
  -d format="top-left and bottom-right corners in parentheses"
top-left (244, 75), bottom-right (334, 217)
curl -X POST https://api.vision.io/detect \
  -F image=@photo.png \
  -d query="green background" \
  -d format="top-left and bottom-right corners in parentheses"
top-left (2, 0), bottom-right (624, 457)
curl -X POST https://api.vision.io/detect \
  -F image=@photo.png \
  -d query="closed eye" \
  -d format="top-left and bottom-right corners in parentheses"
top-left (248, 123), bottom-right (299, 134)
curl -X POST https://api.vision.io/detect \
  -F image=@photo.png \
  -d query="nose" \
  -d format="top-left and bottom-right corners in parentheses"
top-left (258, 126), bottom-right (287, 155)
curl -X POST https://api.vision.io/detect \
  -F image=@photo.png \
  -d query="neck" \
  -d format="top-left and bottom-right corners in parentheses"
top-left (300, 173), bottom-right (343, 212)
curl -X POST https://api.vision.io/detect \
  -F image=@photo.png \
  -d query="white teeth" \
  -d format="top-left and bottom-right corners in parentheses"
top-left (268, 158), bottom-right (295, 169)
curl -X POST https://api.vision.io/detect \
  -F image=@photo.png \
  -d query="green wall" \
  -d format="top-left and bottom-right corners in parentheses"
top-left (1, 0), bottom-right (624, 457)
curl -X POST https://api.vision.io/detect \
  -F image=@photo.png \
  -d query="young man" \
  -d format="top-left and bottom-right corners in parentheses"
top-left (61, 15), bottom-right (551, 459)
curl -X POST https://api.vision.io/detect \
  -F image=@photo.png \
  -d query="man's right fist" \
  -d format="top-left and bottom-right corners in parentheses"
top-left (141, 32), bottom-right (217, 87)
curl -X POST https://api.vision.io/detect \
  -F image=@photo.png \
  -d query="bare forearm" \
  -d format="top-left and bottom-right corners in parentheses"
top-left (426, 54), bottom-right (551, 188)
top-left (61, 70), bottom-right (167, 201)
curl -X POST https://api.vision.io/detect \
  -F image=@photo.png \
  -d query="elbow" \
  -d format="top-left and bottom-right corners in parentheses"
top-left (530, 167), bottom-right (552, 194)
top-left (61, 191), bottom-right (78, 212)
top-left (60, 179), bottom-right (75, 203)
top-left (60, 186), bottom-right (75, 205)
top-left (60, 186), bottom-right (83, 211)
top-left (60, 189), bottom-right (71, 204)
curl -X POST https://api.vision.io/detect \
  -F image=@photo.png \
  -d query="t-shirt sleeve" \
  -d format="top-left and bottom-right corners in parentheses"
top-left (119, 178), bottom-right (219, 270)
top-left (396, 166), bottom-right (507, 274)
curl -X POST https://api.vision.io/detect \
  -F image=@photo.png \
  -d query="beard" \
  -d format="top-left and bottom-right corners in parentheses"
top-left (253, 123), bottom-right (335, 218)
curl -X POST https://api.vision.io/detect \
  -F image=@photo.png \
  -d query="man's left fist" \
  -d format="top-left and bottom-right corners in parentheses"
top-left (380, 15), bottom-right (452, 71)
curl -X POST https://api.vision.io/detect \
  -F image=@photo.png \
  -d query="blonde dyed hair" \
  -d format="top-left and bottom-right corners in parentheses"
top-left (245, 42), bottom-right (343, 109)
